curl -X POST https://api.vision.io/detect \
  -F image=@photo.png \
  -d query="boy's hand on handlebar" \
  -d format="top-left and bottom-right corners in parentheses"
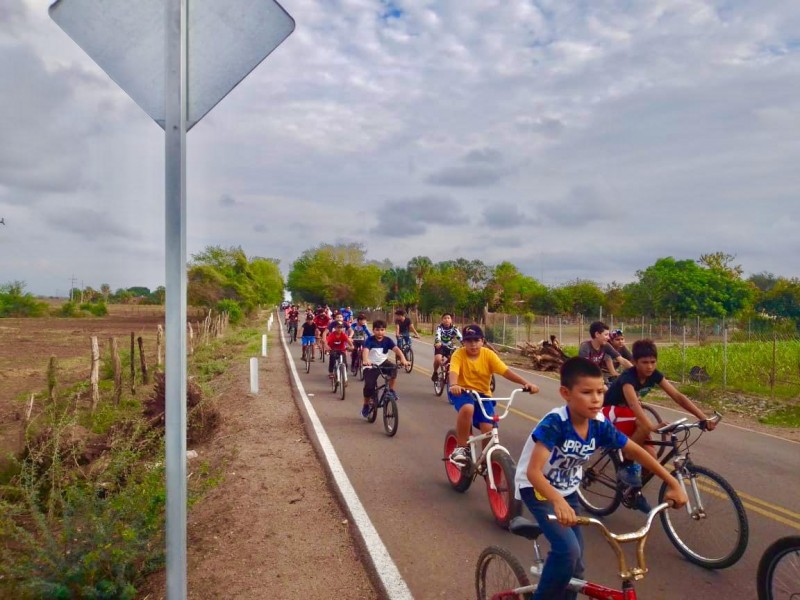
top-left (663, 485), bottom-right (688, 509)
top-left (703, 417), bottom-right (718, 431)
top-left (522, 383), bottom-right (539, 394)
top-left (450, 384), bottom-right (462, 395)
top-left (553, 497), bottom-right (577, 526)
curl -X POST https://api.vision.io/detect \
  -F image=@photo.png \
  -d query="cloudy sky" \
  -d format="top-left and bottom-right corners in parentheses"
top-left (1, 0), bottom-right (799, 296)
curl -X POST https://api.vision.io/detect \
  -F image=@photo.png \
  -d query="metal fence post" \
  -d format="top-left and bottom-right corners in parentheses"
top-left (681, 325), bottom-right (686, 384)
top-left (502, 314), bottom-right (506, 346)
top-left (722, 320), bottom-right (728, 389)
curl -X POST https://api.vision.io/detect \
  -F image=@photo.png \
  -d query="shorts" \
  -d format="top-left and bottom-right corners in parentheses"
top-left (363, 363), bottom-right (397, 398)
top-left (602, 405), bottom-right (637, 436)
top-left (434, 345), bottom-right (454, 357)
top-left (448, 390), bottom-right (495, 428)
top-left (301, 336), bottom-right (316, 345)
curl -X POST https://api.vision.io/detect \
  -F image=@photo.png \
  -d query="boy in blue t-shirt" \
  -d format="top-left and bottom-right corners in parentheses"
top-left (360, 320), bottom-right (409, 419)
top-left (514, 357), bottom-right (687, 600)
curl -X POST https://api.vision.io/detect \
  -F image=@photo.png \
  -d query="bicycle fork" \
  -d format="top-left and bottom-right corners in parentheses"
top-left (673, 457), bottom-right (707, 520)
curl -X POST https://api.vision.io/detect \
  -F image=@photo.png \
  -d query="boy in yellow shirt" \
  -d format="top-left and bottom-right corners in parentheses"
top-left (447, 324), bottom-right (540, 467)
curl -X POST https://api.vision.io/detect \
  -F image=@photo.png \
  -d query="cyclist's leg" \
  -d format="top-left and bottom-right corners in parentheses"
top-left (362, 367), bottom-right (379, 414)
top-left (328, 350), bottom-right (337, 376)
top-left (520, 488), bottom-right (584, 600)
top-left (449, 391), bottom-right (477, 446)
top-left (385, 364), bottom-right (399, 392)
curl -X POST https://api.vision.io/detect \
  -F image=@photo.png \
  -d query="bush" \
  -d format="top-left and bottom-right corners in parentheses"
top-left (55, 301), bottom-right (81, 317)
top-left (0, 282), bottom-right (49, 317)
top-left (80, 302), bottom-right (108, 317)
top-left (216, 299), bottom-right (243, 324)
top-left (484, 324), bottom-right (515, 347)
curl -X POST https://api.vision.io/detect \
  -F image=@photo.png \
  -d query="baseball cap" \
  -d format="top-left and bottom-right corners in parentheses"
top-left (462, 324), bottom-right (484, 340)
top-left (609, 329), bottom-right (623, 340)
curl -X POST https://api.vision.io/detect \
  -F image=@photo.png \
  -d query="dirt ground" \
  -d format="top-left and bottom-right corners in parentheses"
top-left (137, 323), bottom-right (378, 599)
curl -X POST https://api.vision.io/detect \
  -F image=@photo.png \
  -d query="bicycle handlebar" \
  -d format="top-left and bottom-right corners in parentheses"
top-left (656, 411), bottom-right (722, 435)
top-left (547, 502), bottom-right (671, 582)
top-left (464, 388), bottom-right (526, 422)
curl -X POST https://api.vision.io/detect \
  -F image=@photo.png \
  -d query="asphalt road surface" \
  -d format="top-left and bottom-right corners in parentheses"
top-left (282, 328), bottom-right (800, 600)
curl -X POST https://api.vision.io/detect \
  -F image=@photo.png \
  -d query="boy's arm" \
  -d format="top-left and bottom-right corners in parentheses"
top-left (604, 355), bottom-right (619, 377)
top-left (410, 323), bottom-right (420, 337)
top-left (526, 442), bottom-right (577, 525)
top-left (498, 362), bottom-right (539, 393)
top-left (392, 346), bottom-right (408, 364)
top-left (617, 355), bottom-right (633, 369)
top-left (659, 379), bottom-right (717, 430)
top-left (621, 439), bottom-right (687, 507)
top-left (622, 383), bottom-right (659, 431)
top-left (361, 346), bottom-right (371, 366)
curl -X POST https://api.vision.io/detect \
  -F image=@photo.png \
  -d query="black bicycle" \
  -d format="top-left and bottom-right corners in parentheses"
top-left (757, 535), bottom-right (800, 600)
top-left (350, 342), bottom-right (365, 380)
top-left (577, 412), bottom-right (748, 570)
top-left (396, 336), bottom-right (414, 373)
top-left (365, 367), bottom-right (399, 437)
top-left (287, 319), bottom-right (298, 343)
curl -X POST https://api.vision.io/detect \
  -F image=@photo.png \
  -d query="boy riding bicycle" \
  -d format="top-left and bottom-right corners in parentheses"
top-left (300, 315), bottom-right (317, 360)
top-left (579, 321), bottom-right (632, 380)
top-left (514, 357), bottom-right (687, 600)
top-left (394, 309), bottom-right (420, 348)
top-left (432, 313), bottom-right (462, 382)
top-left (349, 314), bottom-right (371, 367)
top-left (446, 325), bottom-right (539, 467)
top-left (360, 320), bottom-right (409, 419)
top-left (604, 339), bottom-right (717, 510)
top-left (325, 321), bottom-right (354, 378)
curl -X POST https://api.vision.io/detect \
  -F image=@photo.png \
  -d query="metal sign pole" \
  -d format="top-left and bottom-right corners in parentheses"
top-left (164, 0), bottom-right (188, 597)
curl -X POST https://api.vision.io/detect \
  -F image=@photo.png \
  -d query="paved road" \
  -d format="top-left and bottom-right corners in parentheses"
top-left (282, 328), bottom-right (800, 599)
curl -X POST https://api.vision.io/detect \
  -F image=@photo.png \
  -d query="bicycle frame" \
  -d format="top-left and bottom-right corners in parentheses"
top-left (465, 389), bottom-right (523, 493)
top-left (501, 504), bottom-right (670, 600)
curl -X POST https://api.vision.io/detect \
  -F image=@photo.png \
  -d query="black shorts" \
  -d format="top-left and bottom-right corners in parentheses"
top-left (363, 363), bottom-right (397, 397)
top-left (435, 345), bottom-right (454, 357)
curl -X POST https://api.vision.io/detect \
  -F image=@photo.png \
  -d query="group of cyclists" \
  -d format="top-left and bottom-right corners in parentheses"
top-left (281, 304), bottom-right (722, 599)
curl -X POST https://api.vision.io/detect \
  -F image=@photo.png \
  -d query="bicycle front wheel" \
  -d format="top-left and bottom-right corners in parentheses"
top-left (443, 429), bottom-right (472, 492)
top-left (337, 365), bottom-right (346, 400)
top-left (404, 348), bottom-right (414, 373)
top-left (576, 449), bottom-right (621, 516)
top-left (367, 395), bottom-right (379, 423)
top-left (433, 372), bottom-right (446, 396)
top-left (659, 463), bottom-right (749, 569)
top-left (757, 535), bottom-right (800, 600)
top-left (304, 348), bottom-right (311, 373)
top-left (475, 545), bottom-right (531, 600)
top-left (486, 452), bottom-right (522, 529)
top-left (383, 394), bottom-right (398, 436)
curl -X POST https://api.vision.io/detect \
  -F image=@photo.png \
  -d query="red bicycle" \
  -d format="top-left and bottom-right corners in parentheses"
top-left (476, 503), bottom-right (671, 599)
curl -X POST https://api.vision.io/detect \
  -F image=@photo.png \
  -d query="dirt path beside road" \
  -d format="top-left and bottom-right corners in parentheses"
top-left (140, 327), bottom-right (378, 599)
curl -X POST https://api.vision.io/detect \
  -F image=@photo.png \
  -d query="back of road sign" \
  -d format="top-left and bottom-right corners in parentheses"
top-left (50, 0), bottom-right (295, 130)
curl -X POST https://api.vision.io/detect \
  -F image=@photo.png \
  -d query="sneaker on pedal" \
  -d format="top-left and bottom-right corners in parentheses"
top-left (617, 463), bottom-right (643, 488)
top-left (431, 372), bottom-right (438, 382)
top-left (448, 446), bottom-right (470, 468)
top-left (360, 405), bottom-right (370, 419)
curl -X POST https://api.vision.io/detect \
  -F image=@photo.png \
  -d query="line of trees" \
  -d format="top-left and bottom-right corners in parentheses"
top-left (286, 246), bottom-right (800, 331)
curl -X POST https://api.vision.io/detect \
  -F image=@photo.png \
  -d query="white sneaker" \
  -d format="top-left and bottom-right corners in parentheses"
top-left (448, 446), bottom-right (470, 467)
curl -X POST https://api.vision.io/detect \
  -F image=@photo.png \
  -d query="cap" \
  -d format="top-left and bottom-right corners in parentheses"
top-left (333, 321), bottom-right (344, 328)
top-left (462, 324), bottom-right (484, 340)
top-left (609, 329), bottom-right (623, 340)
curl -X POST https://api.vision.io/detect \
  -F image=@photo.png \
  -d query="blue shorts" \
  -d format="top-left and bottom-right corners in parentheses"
top-left (301, 336), bottom-right (316, 345)
top-left (448, 390), bottom-right (495, 428)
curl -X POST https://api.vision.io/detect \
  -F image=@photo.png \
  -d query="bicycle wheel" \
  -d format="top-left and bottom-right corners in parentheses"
top-left (404, 347), bottom-right (414, 373)
top-left (485, 452), bottom-right (522, 529)
top-left (757, 536), bottom-right (800, 600)
top-left (641, 403), bottom-right (668, 459)
top-left (576, 448), bottom-right (621, 516)
top-left (367, 394), bottom-right (379, 424)
top-left (658, 463), bottom-right (749, 569)
top-left (443, 429), bottom-right (472, 492)
top-left (358, 363), bottom-right (365, 381)
top-left (433, 371), bottom-right (446, 396)
top-left (490, 374), bottom-right (496, 393)
top-left (337, 364), bottom-right (346, 400)
top-left (475, 545), bottom-right (531, 600)
top-left (382, 393), bottom-right (398, 436)
top-left (351, 354), bottom-right (360, 376)
top-left (304, 347), bottom-right (311, 373)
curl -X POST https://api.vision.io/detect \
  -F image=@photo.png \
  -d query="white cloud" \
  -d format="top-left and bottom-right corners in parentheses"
top-left (1, 0), bottom-right (799, 295)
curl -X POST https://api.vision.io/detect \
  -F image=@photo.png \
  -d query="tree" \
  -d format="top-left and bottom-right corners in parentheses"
top-left (748, 272), bottom-right (779, 293)
top-left (756, 278), bottom-right (800, 324)
top-left (698, 252), bottom-right (743, 278)
top-left (0, 281), bottom-right (48, 317)
top-left (100, 283), bottom-right (111, 301)
top-left (407, 256), bottom-right (433, 290)
top-left (418, 269), bottom-right (468, 316)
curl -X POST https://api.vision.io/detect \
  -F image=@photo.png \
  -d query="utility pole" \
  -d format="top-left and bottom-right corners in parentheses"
top-left (70, 274), bottom-right (78, 301)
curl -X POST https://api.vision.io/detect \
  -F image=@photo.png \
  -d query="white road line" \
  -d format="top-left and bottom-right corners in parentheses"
top-left (277, 315), bottom-right (413, 600)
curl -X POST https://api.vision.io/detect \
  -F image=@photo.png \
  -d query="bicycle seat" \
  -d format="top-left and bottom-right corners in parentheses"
top-left (509, 516), bottom-right (542, 541)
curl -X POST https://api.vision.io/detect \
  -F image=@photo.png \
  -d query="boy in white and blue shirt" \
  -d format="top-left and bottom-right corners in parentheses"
top-left (515, 357), bottom-right (686, 600)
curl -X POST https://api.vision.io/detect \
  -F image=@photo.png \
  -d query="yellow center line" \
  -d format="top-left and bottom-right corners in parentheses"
top-left (697, 483), bottom-right (800, 531)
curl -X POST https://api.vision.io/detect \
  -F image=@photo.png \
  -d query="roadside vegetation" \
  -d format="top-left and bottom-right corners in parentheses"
top-left (0, 313), bottom-right (264, 599)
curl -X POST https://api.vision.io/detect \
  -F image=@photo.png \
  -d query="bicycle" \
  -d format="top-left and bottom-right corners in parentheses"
top-left (330, 351), bottom-right (347, 400)
top-left (757, 535), bottom-right (800, 600)
top-left (476, 503), bottom-right (672, 599)
top-left (442, 389), bottom-right (524, 529)
top-left (287, 319), bottom-right (298, 343)
top-left (577, 412), bottom-right (749, 569)
top-left (396, 336), bottom-right (414, 373)
top-left (301, 342), bottom-right (313, 374)
top-left (433, 343), bottom-right (456, 397)
top-left (364, 366), bottom-right (399, 437)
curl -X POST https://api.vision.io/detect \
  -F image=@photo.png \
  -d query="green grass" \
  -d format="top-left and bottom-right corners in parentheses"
top-left (760, 404), bottom-right (800, 428)
top-left (562, 339), bottom-right (800, 399)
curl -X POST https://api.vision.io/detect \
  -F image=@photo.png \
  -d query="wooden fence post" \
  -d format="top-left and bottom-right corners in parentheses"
top-left (47, 356), bottom-right (57, 403)
top-left (111, 337), bottom-right (122, 405)
top-left (130, 332), bottom-right (136, 394)
top-left (138, 336), bottom-right (149, 384)
top-left (90, 336), bottom-right (100, 411)
top-left (157, 324), bottom-right (163, 368)
top-left (188, 322), bottom-right (194, 355)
